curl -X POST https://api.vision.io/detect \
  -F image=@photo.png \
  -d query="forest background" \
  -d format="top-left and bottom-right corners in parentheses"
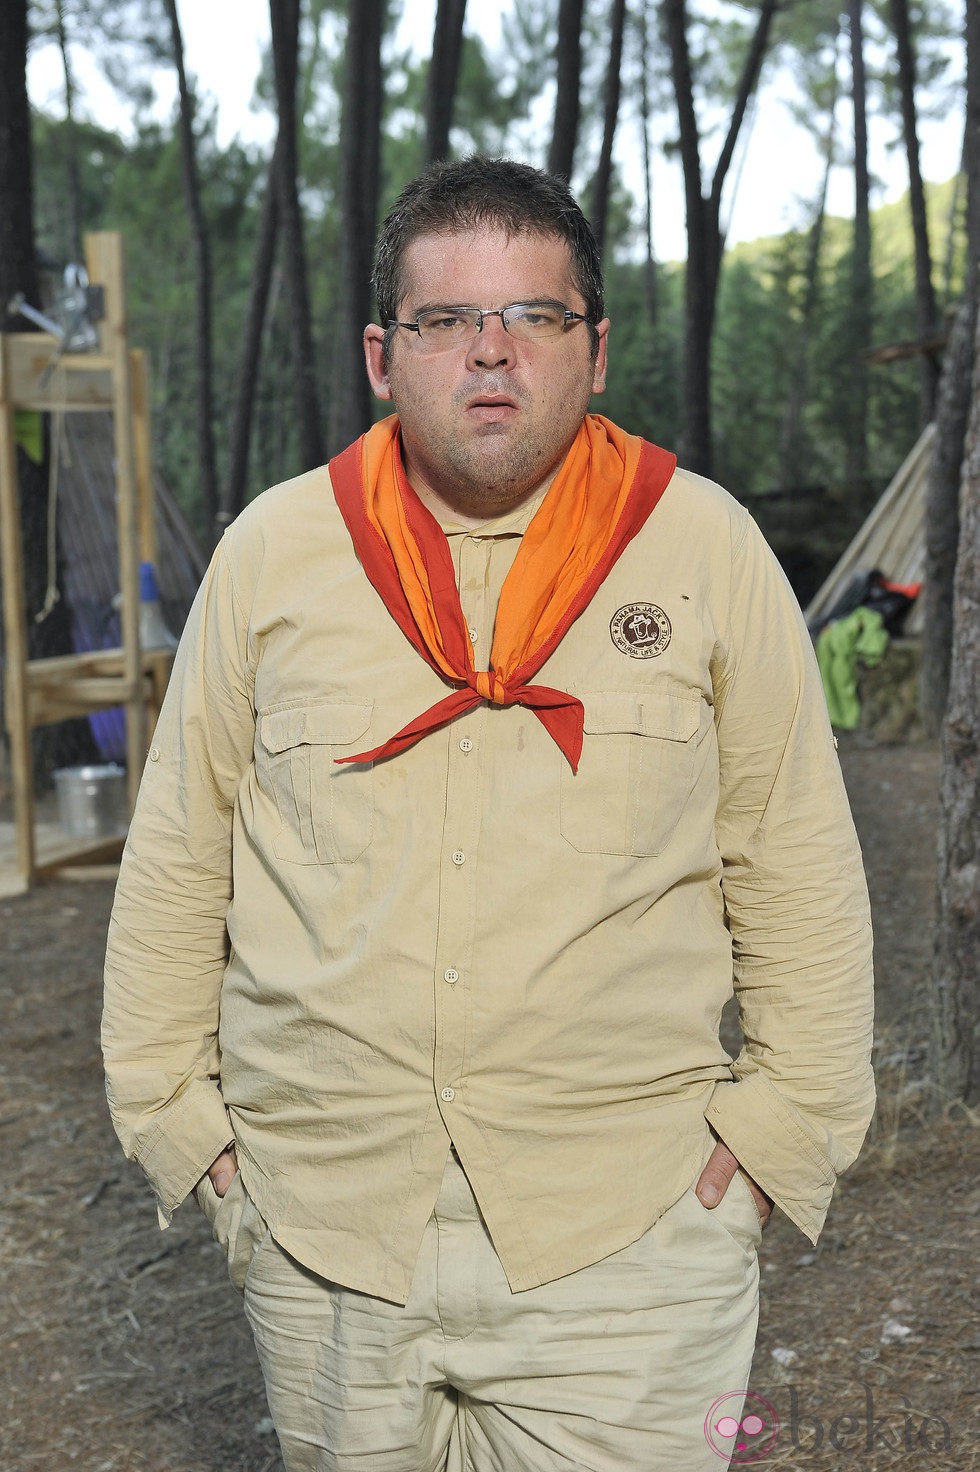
top-left (2, 7), bottom-right (979, 1465)
top-left (21, 0), bottom-right (967, 602)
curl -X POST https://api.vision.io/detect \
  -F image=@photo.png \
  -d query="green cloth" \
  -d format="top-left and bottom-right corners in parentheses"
top-left (816, 606), bottom-right (890, 730)
top-left (14, 410), bottom-right (44, 465)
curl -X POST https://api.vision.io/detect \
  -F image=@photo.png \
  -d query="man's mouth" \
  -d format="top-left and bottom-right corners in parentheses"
top-left (465, 393), bottom-right (519, 423)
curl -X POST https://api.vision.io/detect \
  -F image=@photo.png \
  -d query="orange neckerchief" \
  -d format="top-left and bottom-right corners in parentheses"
top-left (330, 413), bottom-right (676, 771)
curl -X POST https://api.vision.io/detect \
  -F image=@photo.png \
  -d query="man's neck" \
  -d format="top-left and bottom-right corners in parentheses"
top-left (410, 479), bottom-right (545, 531)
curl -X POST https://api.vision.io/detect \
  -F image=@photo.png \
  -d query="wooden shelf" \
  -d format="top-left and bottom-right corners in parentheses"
top-left (24, 649), bottom-right (172, 726)
top-left (0, 821), bottom-right (126, 898)
top-left (1, 232), bottom-right (166, 893)
top-left (4, 335), bottom-right (115, 410)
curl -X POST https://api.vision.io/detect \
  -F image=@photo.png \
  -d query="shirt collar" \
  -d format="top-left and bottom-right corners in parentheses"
top-left (438, 486), bottom-right (549, 539)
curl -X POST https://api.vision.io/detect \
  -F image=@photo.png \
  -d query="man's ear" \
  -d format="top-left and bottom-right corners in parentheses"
top-left (364, 324), bottom-right (392, 401)
top-left (591, 319), bottom-right (610, 395)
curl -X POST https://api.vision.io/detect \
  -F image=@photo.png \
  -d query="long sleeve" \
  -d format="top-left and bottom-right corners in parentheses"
top-left (102, 536), bottom-right (256, 1222)
top-left (704, 513), bottom-right (876, 1242)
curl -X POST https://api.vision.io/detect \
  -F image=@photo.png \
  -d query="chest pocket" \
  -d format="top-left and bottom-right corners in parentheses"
top-left (258, 701), bottom-right (374, 865)
top-left (560, 689), bottom-right (701, 857)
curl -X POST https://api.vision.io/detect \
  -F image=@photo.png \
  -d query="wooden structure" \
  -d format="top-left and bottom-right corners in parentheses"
top-left (804, 422), bottom-right (936, 636)
top-left (0, 233), bottom-right (172, 895)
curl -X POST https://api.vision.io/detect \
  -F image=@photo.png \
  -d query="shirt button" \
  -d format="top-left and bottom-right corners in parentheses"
top-left (468, 627), bottom-right (478, 644)
top-left (440, 1086), bottom-right (456, 1102)
top-left (459, 737), bottom-right (473, 752)
top-left (148, 746), bottom-right (160, 762)
top-left (444, 967), bottom-right (459, 985)
top-left (451, 850), bottom-right (465, 866)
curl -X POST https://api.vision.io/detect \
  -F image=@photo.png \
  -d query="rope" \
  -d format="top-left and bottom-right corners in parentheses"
top-left (35, 366), bottom-right (72, 624)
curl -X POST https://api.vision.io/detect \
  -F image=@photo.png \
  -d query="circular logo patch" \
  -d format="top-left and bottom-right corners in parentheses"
top-left (610, 602), bottom-right (671, 658)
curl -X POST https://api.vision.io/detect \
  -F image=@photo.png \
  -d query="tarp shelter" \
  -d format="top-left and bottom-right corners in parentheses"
top-left (804, 424), bottom-right (935, 637)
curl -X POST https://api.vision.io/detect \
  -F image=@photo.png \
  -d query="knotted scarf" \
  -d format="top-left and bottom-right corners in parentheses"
top-left (330, 413), bottom-right (676, 772)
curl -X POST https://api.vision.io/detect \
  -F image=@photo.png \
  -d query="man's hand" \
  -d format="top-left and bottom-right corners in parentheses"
top-left (696, 1139), bottom-right (773, 1227)
top-left (206, 1145), bottom-right (238, 1198)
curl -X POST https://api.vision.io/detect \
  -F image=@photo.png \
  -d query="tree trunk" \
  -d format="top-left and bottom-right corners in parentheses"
top-left (844, 0), bottom-right (872, 493)
top-left (425, 0), bottom-right (467, 164)
top-left (778, 39), bottom-right (840, 490)
top-left (920, 0), bottom-right (979, 736)
top-left (162, 0), bottom-right (218, 542)
top-left (929, 0), bottom-right (980, 1104)
top-left (920, 301), bottom-right (972, 736)
top-left (888, 0), bottom-right (940, 425)
top-left (1, 0), bottom-right (93, 778)
top-left (55, 0), bottom-right (84, 263)
top-left (328, 0), bottom-right (383, 456)
top-left (218, 139), bottom-right (282, 537)
top-left (636, 0), bottom-right (658, 329)
top-left (942, 160), bottom-right (964, 302)
top-left (589, 0), bottom-right (628, 257)
top-left (664, 0), bottom-right (777, 477)
top-left (547, 0), bottom-right (585, 181)
top-left (931, 299), bottom-right (980, 1106)
top-left (270, 0), bottom-right (324, 470)
top-left (968, 0), bottom-right (980, 301)
top-left (0, 0), bottom-right (40, 323)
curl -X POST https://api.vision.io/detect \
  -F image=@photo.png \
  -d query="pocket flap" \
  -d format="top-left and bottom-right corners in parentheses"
top-left (581, 689), bottom-right (700, 741)
top-left (260, 701), bottom-right (374, 752)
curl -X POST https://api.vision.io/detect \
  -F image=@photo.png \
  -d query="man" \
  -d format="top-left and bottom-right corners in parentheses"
top-left (103, 157), bottom-right (874, 1471)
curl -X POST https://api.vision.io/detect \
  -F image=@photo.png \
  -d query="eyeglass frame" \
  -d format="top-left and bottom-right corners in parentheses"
top-left (386, 301), bottom-right (592, 352)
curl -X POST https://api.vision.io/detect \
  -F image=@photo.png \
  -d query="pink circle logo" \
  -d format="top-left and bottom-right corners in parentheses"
top-left (704, 1391), bottom-right (780, 1462)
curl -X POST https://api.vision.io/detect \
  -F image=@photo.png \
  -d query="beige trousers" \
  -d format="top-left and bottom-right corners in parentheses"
top-left (200, 1146), bottom-right (760, 1472)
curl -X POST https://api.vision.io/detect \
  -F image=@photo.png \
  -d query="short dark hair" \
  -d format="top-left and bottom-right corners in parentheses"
top-left (374, 156), bottom-right (605, 359)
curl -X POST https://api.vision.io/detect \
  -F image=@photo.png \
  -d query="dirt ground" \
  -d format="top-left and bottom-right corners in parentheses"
top-left (0, 736), bottom-right (977, 1472)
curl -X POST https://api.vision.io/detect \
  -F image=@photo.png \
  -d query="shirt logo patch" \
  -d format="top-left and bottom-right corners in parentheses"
top-left (610, 602), bottom-right (671, 658)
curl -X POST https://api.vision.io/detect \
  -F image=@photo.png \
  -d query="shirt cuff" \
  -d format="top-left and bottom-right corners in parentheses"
top-left (134, 1081), bottom-right (236, 1226)
top-left (705, 1073), bottom-right (839, 1244)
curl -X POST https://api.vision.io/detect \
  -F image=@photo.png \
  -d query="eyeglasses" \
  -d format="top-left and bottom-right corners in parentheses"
top-left (387, 301), bottom-right (590, 353)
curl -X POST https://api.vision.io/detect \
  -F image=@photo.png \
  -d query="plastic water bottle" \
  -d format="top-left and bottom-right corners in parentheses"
top-left (139, 561), bottom-right (178, 651)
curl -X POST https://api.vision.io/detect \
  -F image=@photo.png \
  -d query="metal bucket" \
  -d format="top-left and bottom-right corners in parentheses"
top-left (53, 764), bottom-right (129, 840)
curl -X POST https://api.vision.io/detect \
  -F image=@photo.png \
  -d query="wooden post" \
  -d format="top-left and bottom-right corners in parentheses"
top-left (0, 335), bottom-right (36, 889)
top-left (86, 233), bottom-right (145, 811)
top-left (131, 349), bottom-right (157, 566)
top-left (130, 348), bottom-right (172, 736)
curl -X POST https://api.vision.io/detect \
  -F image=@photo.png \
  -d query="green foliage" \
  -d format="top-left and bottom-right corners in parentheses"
top-left (598, 169), bottom-right (962, 603)
top-left (31, 111), bottom-right (127, 268)
top-left (603, 257), bottom-right (684, 450)
top-left (25, 0), bottom-right (964, 574)
top-left (712, 245), bottom-right (802, 495)
top-left (34, 110), bottom-right (267, 531)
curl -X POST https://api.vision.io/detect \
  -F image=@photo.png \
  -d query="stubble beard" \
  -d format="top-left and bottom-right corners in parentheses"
top-left (437, 430), bottom-right (559, 516)
top-left (427, 379), bottom-right (588, 519)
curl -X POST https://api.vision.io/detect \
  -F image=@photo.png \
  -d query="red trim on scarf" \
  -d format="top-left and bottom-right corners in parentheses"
top-left (329, 433), bottom-right (676, 772)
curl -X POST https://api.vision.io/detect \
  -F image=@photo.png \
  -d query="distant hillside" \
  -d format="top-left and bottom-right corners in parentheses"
top-left (726, 176), bottom-right (961, 290)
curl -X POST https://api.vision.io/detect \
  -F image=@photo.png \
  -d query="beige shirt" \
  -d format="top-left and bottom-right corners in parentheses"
top-left (103, 456), bottom-right (875, 1304)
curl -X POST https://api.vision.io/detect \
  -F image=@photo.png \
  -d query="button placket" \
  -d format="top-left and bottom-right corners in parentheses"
top-left (458, 533), bottom-right (492, 666)
top-left (431, 532), bottom-right (499, 1113)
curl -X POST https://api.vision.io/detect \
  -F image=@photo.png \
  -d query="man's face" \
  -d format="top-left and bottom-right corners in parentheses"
top-left (363, 227), bottom-right (609, 522)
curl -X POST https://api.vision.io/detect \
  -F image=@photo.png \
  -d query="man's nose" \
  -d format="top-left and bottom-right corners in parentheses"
top-left (466, 314), bottom-right (515, 370)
